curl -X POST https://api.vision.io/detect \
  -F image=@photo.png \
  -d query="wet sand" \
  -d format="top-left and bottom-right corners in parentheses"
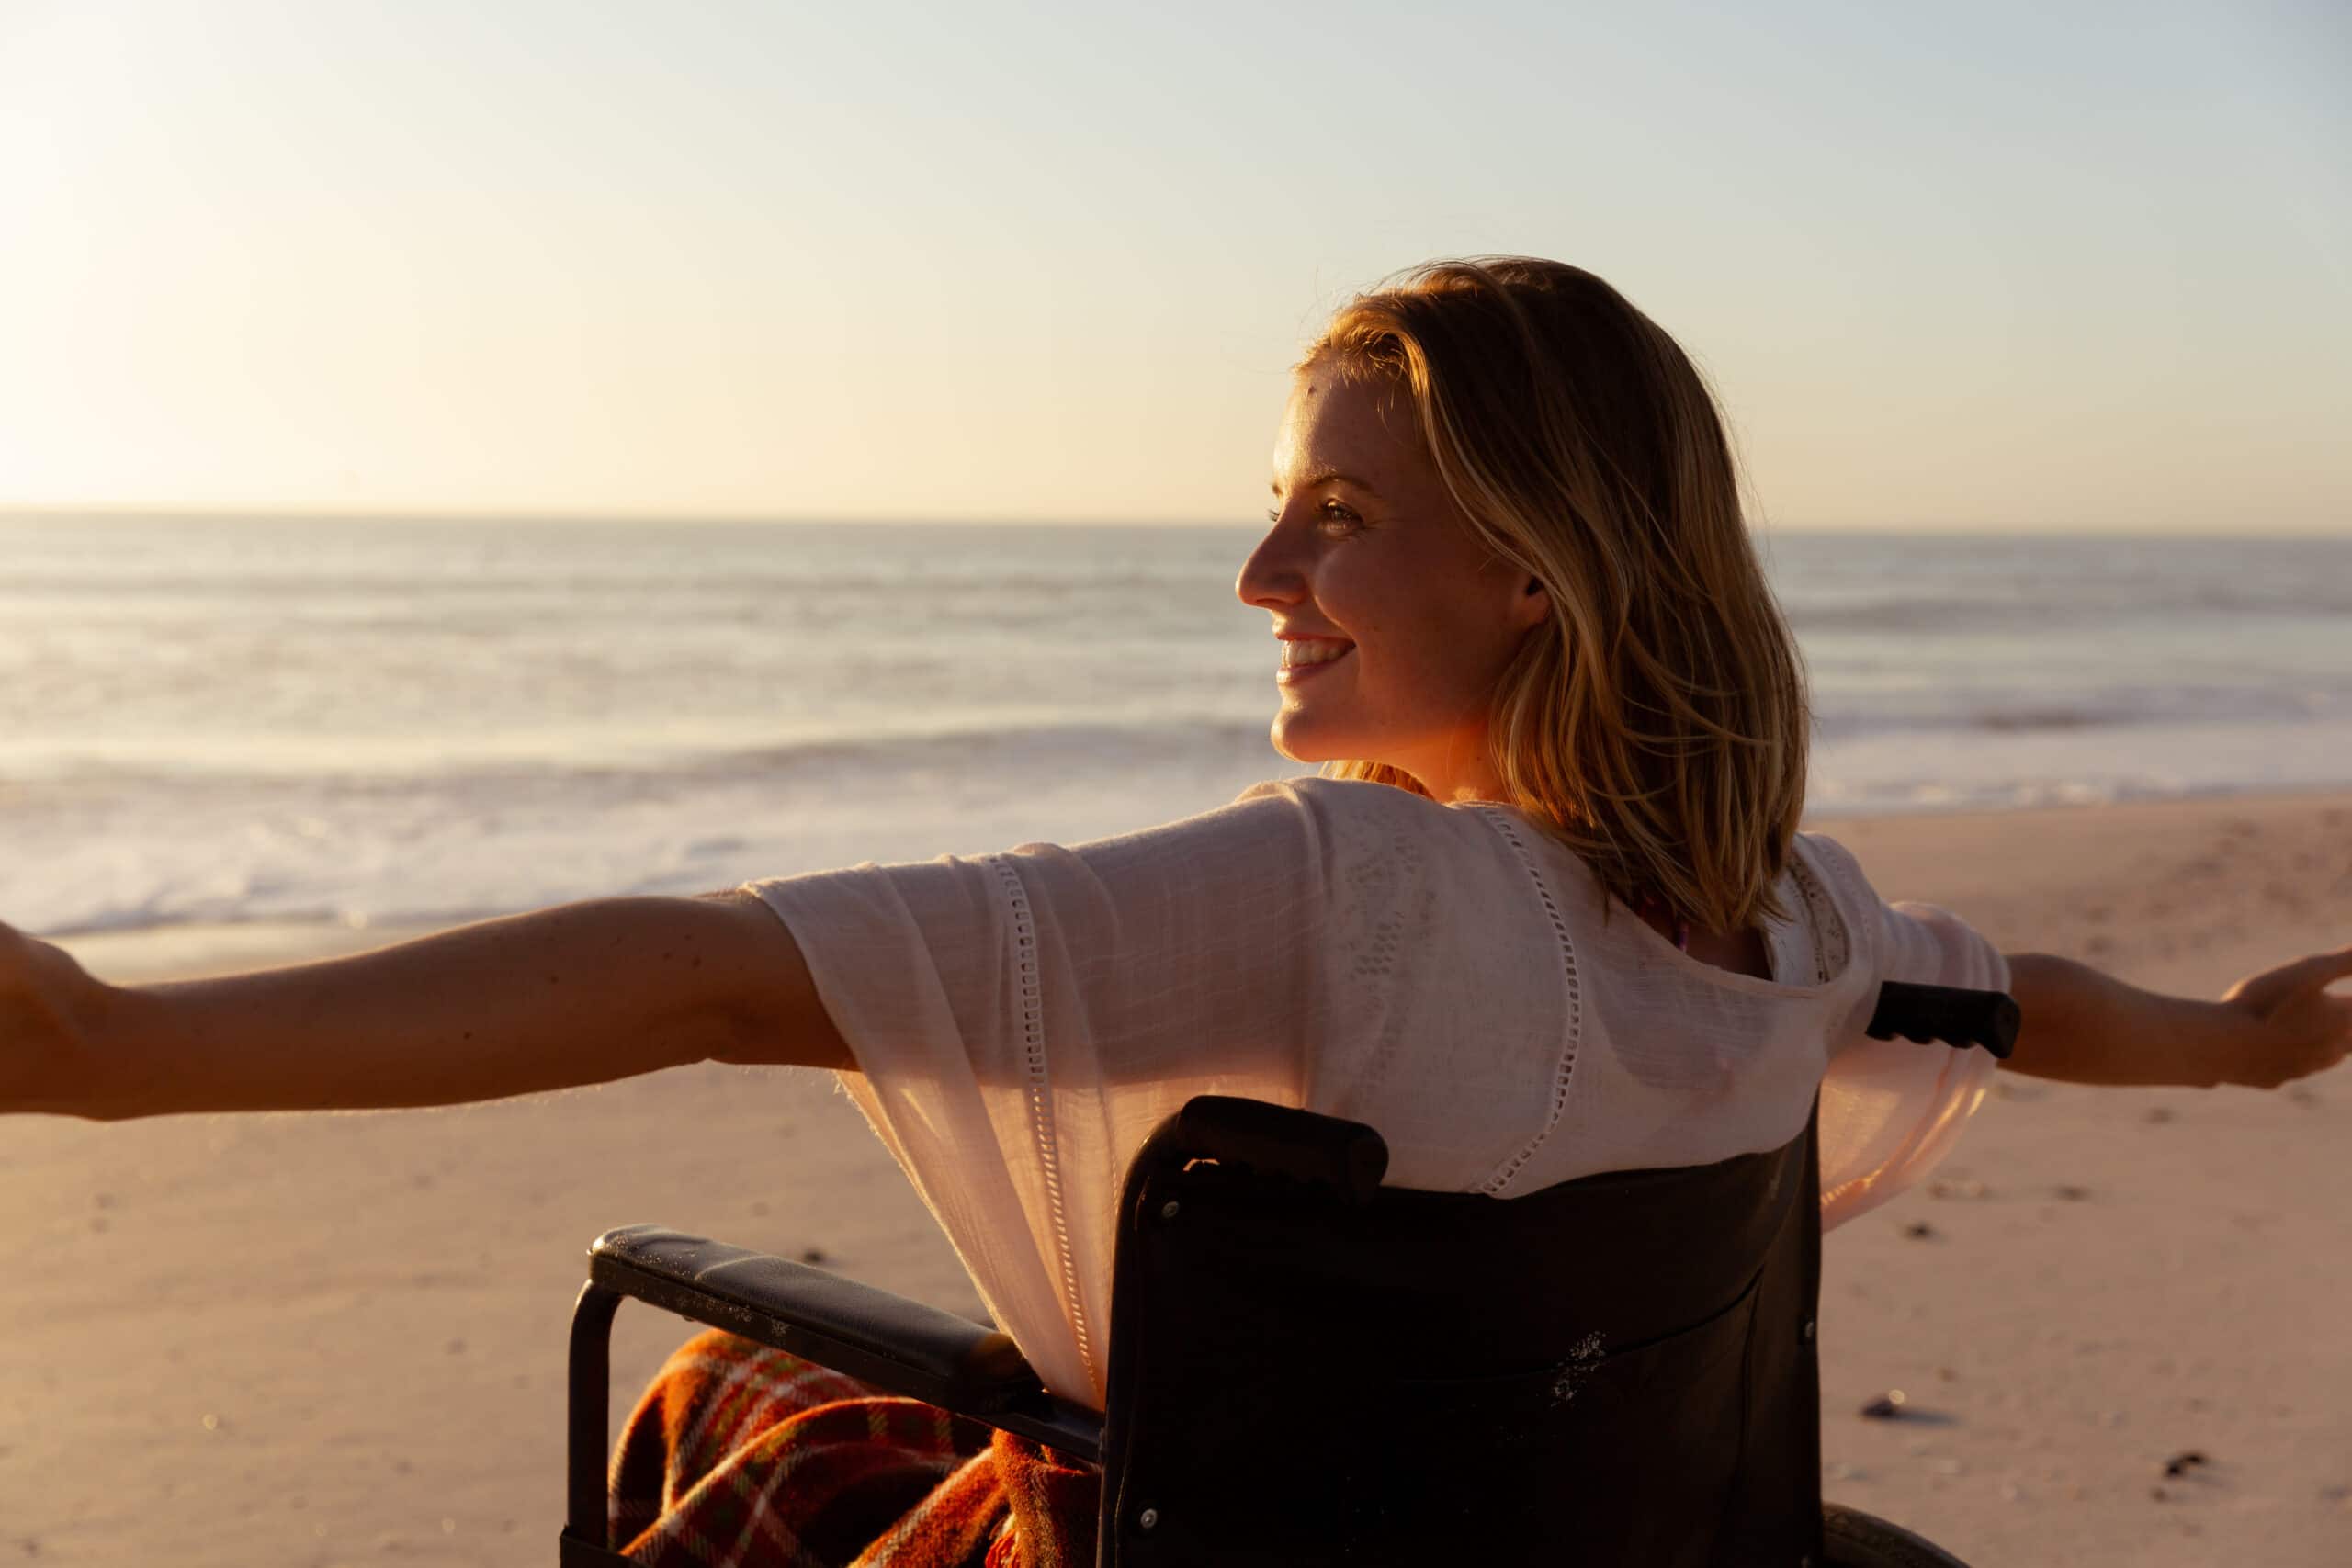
top-left (5, 788), bottom-right (2348, 1564)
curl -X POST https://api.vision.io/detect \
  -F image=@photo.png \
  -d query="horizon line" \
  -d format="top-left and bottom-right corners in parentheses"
top-left (1, 502), bottom-right (2345, 542)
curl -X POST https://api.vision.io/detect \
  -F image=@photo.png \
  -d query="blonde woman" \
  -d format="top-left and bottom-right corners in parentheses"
top-left (5, 258), bottom-right (2346, 1564)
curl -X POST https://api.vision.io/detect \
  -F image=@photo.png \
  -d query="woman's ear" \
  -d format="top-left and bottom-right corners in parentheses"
top-left (1517, 576), bottom-right (1550, 626)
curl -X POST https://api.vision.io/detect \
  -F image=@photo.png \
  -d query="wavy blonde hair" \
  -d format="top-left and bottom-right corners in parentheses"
top-left (1306, 256), bottom-right (1809, 932)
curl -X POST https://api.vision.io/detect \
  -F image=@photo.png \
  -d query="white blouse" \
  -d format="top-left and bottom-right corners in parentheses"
top-left (744, 777), bottom-right (2007, 1409)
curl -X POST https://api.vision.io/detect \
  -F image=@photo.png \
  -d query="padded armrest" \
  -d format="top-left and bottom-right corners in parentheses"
top-left (589, 1224), bottom-right (1042, 1412)
top-left (563, 1225), bottom-right (1100, 1556)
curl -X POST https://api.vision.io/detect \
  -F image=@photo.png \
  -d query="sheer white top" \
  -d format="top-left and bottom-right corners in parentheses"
top-left (744, 777), bottom-right (2007, 1408)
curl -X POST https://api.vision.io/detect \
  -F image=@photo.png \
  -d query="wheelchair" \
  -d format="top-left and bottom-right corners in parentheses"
top-left (559, 980), bottom-right (2018, 1566)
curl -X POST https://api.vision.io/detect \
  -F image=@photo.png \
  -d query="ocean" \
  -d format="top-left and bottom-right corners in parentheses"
top-left (5, 515), bottom-right (2347, 940)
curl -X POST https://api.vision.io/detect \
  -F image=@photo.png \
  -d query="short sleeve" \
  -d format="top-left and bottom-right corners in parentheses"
top-left (738, 776), bottom-right (1438, 1405)
top-left (1803, 834), bottom-right (2010, 1232)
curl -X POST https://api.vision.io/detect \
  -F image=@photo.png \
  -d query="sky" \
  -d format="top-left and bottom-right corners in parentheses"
top-left (1, 0), bottom-right (2345, 533)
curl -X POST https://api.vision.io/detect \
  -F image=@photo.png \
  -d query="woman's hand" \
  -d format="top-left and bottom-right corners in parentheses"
top-left (1998, 948), bottom-right (2348, 1089)
top-left (2214, 944), bottom-right (2352, 1089)
top-left (0, 919), bottom-right (110, 1116)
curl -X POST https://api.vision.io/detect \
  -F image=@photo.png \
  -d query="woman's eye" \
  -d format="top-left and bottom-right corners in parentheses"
top-left (1265, 501), bottom-right (1363, 534)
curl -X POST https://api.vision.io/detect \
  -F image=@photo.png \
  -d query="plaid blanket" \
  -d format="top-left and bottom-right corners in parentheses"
top-left (609, 1327), bottom-right (1100, 1568)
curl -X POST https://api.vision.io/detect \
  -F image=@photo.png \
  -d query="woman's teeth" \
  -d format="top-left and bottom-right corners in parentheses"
top-left (1281, 640), bottom-right (1352, 669)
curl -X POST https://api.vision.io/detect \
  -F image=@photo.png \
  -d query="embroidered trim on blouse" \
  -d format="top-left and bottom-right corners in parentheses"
top-left (981, 852), bottom-right (1097, 1393)
top-left (1335, 819), bottom-right (1423, 1109)
top-left (1461, 807), bottom-right (1583, 1197)
top-left (1789, 838), bottom-right (1854, 986)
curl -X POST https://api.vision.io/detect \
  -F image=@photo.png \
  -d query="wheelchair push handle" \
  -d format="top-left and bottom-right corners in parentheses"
top-left (1864, 981), bottom-right (2019, 1059)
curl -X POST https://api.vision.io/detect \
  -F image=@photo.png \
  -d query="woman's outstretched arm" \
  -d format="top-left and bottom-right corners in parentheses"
top-left (2000, 946), bottom-right (2352, 1089)
top-left (1, 893), bottom-right (849, 1122)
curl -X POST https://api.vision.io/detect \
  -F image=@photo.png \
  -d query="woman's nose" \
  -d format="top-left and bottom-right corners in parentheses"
top-left (1235, 523), bottom-right (1308, 611)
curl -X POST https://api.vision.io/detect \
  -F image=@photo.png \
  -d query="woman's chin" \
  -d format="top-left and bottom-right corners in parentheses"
top-left (1266, 711), bottom-right (1357, 766)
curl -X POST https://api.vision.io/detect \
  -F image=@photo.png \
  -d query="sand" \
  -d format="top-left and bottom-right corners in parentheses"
top-left (5, 788), bottom-right (2348, 1565)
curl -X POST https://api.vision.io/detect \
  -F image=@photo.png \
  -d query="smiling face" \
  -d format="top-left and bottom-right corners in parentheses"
top-left (1235, 360), bottom-right (1551, 803)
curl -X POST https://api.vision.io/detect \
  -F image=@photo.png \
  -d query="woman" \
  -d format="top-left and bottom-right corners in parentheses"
top-left (5, 258), bottom-right (2346, 1566)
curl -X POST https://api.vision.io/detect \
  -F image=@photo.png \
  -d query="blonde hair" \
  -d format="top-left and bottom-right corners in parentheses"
top-left (1305, 256), bottom-right (1809, 932)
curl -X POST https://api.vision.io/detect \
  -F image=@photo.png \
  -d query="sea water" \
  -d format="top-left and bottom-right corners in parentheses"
top-left (3, 515), bottom-right (2346, 939)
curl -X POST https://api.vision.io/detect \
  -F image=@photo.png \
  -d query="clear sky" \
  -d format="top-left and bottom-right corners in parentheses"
top-left (2, 0), bottom-right (2345, 532)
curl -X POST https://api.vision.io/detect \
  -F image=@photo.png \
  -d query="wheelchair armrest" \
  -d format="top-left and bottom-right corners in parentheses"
top-left (588, 1224), bottom-right (1045, 1414)
top-left (564, 1226), bottom-right (1101, 1558)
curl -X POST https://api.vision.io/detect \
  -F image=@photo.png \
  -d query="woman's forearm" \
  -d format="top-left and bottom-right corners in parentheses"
top-left (1999, 952), bottom-right (2238, 1088)
top-left (57, 895), bottom-right (793, 1121)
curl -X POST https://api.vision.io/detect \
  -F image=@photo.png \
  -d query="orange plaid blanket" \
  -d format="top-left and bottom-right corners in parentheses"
top-left (608, 1327), bottom-right (1099, 1568)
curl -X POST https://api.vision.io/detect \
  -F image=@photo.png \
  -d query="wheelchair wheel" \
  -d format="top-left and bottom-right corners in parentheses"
top-left (1820, 1501), bottom-right (1971, 1568)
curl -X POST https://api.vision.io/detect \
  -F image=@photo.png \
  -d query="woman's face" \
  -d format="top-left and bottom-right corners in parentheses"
top-left (1236, 363), bottom-right (1550, 803)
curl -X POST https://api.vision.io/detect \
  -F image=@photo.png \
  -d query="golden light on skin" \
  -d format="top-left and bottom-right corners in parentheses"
top-left (1236, 365), bottom-right (1551, 805)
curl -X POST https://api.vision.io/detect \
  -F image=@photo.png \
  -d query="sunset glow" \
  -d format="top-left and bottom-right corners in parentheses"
top-left (3, 0), bottom-right (2346, 533)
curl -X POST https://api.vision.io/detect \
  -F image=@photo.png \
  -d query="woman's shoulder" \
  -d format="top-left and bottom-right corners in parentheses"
top-left (1229, 775), bottom-right (1536, 854)
top-left (1227, 773), bottom-right (1428, 811)
top-left (1220, 774), bottom-right (1473, 831)
top-left (1789, 828), bottom-right (2007, 992)
top-left (1173, 779), bottom-right (1544, 908)
top-left (1786, 829), bottom-right (1875, 910)
top-left (1043, 776), bottom-right (1481, 885)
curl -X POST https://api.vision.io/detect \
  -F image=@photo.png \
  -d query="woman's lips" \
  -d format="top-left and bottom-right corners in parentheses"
top-left (1277, 646), bottom-right (1354, 685)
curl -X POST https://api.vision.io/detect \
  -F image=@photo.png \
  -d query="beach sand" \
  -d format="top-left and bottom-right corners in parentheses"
top-left (6, 789), bottom-right (2348, 1565)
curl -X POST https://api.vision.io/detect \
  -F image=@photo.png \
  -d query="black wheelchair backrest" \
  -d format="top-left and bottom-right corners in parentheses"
top-left (1093, 1094), bottom-right (1825, 1566)
top-left (1086, 980), bottom-right (2012, 1566)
